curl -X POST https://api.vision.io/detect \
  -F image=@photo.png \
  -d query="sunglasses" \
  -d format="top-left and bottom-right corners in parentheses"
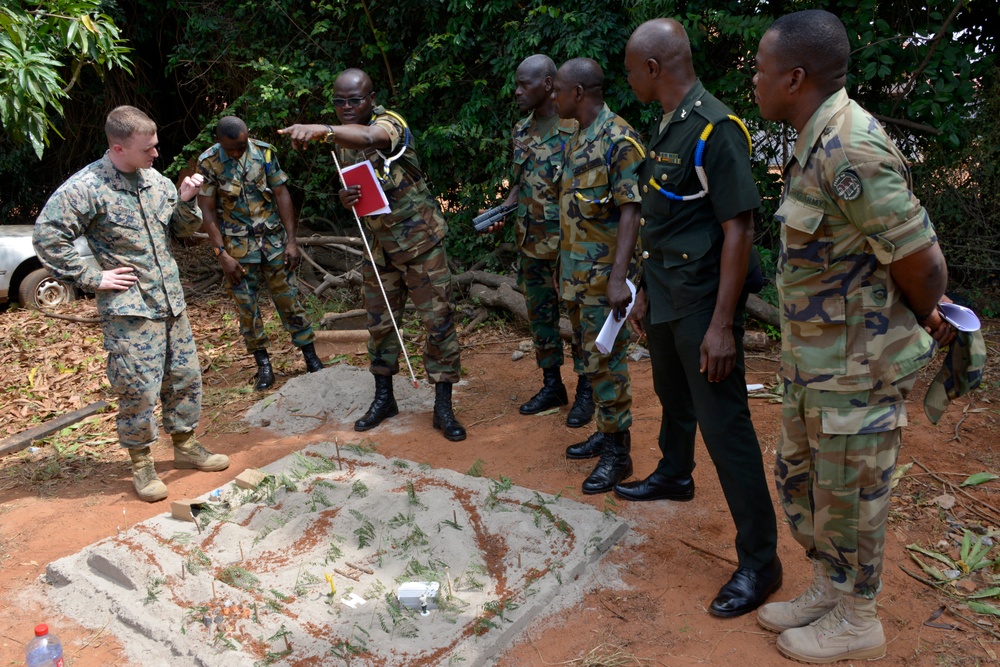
top-left (332, 95), bottom-right (371, 108)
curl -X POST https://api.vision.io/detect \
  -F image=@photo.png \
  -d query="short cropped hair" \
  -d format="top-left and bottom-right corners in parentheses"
top-left (105, 106), bottom-right (157, 144)
top-left (558, 58), bottom-right (604, 91)
top-left (217, 116), bottom-right (247, 140)
top-left (768, 10), bottom-right (850, 92)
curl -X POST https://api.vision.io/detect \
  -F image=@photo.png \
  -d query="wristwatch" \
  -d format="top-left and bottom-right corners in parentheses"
top-left (323, 124), bottom-right (336, 143)
top-left (213, 245), bottom-right (225, 258)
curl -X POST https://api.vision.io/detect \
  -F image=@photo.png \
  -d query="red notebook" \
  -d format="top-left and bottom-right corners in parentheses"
top-left (340, 160), bottom-right (391, 217)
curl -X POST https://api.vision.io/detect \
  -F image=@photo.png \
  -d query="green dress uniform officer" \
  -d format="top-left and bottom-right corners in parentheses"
top-left (279, 68), bottom-right (466, 441)
top-left (552, 58), bottom-right (644, 494)
top-left (753, 11), bottom-right (956, 663)
top-left (198, 116), bottom-right (323, 391)
top-left (33, 105), bottom-right (229, 503)
top-left (620, 19), bottom-right (781, 618)
top-left (494, 55), bottom-right (593, 428)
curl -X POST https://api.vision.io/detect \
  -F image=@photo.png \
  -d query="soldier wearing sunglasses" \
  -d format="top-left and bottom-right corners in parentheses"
top-left (279, 69), bottom-right (466, 442)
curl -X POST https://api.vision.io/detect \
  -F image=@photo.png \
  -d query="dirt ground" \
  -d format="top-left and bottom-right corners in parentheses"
top-left (1, 289), bottom-right (998, 667)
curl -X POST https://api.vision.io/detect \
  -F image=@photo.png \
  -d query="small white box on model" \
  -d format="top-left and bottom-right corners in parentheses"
top-left (396, 581), bottom-right (440, 610)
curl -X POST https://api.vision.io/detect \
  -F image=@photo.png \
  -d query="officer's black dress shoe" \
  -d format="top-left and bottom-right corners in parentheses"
top-left (709, 556), bottom-right (782, 618)
top-left (612, 470), bottom-right (694, 501)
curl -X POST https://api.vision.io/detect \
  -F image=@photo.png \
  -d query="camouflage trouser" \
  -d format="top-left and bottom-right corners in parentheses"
top-left (364, 242), bottom-right (461, 384)
top-left (564, 299), bottom-right (631, 433)
top-left (101, 313), bottom-right (202, 449)
top-left (226, 253), bottom-right (315, 353)
top-left (778, 372), bottom-right (916, 597)
top-left (645, 306), bottom-right (777, 569)
top-left (518, 254), bottom-right (583, 374)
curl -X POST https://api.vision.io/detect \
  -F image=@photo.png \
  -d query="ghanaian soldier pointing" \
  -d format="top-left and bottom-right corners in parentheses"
top-left (279, 69), bottom-right (466, 441)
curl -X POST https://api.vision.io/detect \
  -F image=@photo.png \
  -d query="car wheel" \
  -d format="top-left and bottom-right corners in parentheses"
top-left (18, 268), bottom-right (76, 309)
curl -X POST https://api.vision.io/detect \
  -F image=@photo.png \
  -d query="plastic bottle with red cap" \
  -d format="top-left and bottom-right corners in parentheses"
top-left (25, 624), bottom-right (64, 667)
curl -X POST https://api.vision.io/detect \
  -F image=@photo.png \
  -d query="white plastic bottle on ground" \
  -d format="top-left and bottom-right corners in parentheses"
top-left (25, 624), bottom-right (64, 667)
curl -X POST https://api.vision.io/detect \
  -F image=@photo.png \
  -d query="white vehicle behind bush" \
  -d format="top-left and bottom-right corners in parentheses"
top-left (0, 225), bottom-right (99, 309)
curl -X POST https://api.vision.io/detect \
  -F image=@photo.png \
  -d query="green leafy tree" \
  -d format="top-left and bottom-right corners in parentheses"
top-left (0, 0), bottom-right (132, 158)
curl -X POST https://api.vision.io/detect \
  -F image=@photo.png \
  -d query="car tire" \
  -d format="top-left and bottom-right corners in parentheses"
top-left (18, 268), bottom-right (76, 309)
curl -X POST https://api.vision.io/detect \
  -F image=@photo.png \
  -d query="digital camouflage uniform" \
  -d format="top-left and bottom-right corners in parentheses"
top-left (511, 112), bottom-right (582, 372)
top-left (636, 81), bottom-right (777, 570)
top-left (775, 88), bottom-right (939, 597)
top-left (33, 152), bottom-right (204, 449)
top-left (336, 106), bottom-right (461, 383)
top-left (559, 104), bottom-right (642, 434)
top-left (198, 139), bottom-right (315, 353)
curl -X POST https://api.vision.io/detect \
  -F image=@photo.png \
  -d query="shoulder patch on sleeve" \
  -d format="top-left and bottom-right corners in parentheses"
top-left (833, 169), bottom-right (863, 201)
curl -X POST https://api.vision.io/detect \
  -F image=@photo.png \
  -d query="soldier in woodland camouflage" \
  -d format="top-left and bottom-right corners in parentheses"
top-left (753, 11), bottom-right (956, 663)
top-left (198, 116), bottom-right (323, 391)
top-left (279, 69), bottom-right (466, 441)
top-left (490, 55), bottom-right (593, 427)
top-left (33, 105), bottom-right (229, 503)
top-left (551, 58), bottom-right (644, 494)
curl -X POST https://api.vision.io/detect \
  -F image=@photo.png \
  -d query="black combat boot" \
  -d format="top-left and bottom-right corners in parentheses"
top-left (354, 374), bottom-right (398, 431)
top-left (432, 382), bottom-right (467, 442)
top-left (519, 367), bottom-right (568, 415)
top-left (301, 342), bottom-right (325, 373)
top-left (253, 349), bottom-right (275, 391)
top-left (581, 430), bottom-right (633, 495)
top-left (565, 431), bottom-right (604, 459)
top-left (566, 375), bottom-right (595, 428)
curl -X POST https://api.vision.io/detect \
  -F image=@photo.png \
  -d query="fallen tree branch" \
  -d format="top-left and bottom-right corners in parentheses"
top-left (314, 330), bottom-right (370, 344)
top-left (746, 293), bottom-right (779, 328)
top-left (470, 283), bottom-right (574, 341)
top-left (454, 270), bottom-right (520, 292)
top-left (0, 401), bottom-right (109, 458)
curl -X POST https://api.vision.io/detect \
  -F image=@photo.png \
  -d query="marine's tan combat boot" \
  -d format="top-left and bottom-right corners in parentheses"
top-left (128, 447), bottom-right (168, 502)
top-left (171, 432), bottom-right (229, 472)
top-left (776, 594), bottom-right (885, 663)
top-left (758, 560), bottom-right (841, 632)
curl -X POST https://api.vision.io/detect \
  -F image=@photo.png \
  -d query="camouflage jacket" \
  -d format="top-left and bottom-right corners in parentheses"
top-left (776, 88), bottom-right (938, 391)
top-left (198, 138), bottom-right (289, 261)
top-left (637, 80), bottom-right (761, 324)
top-left (512, 112), bottom-right (577, 259)
top-left (559, 104), bottom-right (643, 304)
top-left (33, 152), bottom-right (202, 319)
top-left (336, 106), bottom-right (446, 264)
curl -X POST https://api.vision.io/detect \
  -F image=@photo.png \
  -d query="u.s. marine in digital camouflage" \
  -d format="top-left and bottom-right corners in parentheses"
top-left (552, 58), bottom-right (643, 495)
top-left (33, 105), bottom-right (228, 503)
top-left (278, 68), bottom-right (466, 442)
top-left (198, 116), bottom-right (321, 392)
top-left (754, 11), bottom-right (956, 663)
top-left (496, 54), bottom-right (592, 427)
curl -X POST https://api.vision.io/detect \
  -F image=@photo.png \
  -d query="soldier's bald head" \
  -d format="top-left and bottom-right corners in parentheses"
top-left (216, 116), bottom-right (247, 140)
top-left (766, 10), bottom-right (849, 94)
top-left (627, 18), bottom-right (695, 80)
top-left (557, 58), bottom-right (604, 93)
top-left (335, 68), bottom-right (374, 94)
top-left (518, 54), bottom-right (556, 80)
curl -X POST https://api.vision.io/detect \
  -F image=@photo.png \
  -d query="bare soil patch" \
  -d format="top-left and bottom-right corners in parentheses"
top-left (1, 269), bottom-right (998, 667)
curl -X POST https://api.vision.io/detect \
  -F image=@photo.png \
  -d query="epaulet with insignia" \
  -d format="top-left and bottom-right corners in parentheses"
top-left (197, 144), bottom-right (219, 163)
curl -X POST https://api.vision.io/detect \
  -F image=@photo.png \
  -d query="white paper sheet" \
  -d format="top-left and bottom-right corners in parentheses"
top-left (596, 279), bottom-right (637, 354)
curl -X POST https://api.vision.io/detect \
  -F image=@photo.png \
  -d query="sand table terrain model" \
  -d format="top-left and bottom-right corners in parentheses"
top-left (41, 441), bottom-right (628, 666)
